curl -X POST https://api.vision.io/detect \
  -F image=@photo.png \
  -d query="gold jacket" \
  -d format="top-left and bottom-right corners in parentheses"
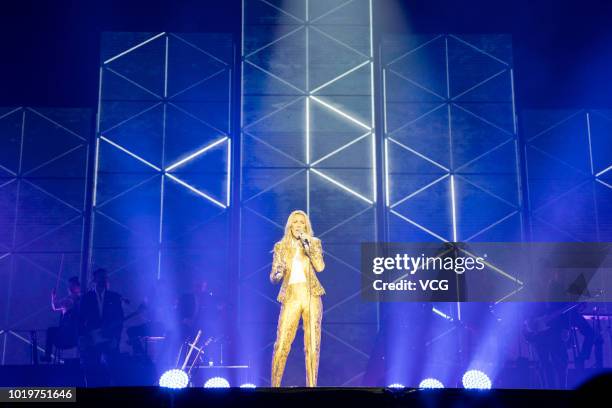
top-left (269, 238), bottom-right (325, 303)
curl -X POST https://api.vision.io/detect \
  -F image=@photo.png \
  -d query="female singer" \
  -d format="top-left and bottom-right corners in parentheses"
top-left (270, 210), bottom-right (325, 387)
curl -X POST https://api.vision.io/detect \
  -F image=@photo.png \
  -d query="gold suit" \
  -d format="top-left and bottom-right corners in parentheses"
top-left (270, 237), bottom-right (325, 387)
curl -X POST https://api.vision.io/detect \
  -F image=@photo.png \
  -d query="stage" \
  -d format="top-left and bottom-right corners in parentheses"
top-left (3, 384), bottom-right (607, 408)
top-left (0, 364), bottom-right (610, 405)
top-left (70, 387), bottom-right (580, 407)
top-left (1, 0), bottom-right (612, 401)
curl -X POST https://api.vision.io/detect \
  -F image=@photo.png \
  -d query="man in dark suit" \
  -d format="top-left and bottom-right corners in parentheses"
top-left (79, 268), bottom-right (124, 386)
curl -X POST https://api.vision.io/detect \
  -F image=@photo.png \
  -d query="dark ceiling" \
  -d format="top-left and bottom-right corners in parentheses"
top-left (1, 0), bottom-right (611, 109)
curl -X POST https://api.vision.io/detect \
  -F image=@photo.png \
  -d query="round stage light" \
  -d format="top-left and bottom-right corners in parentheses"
top-left (387, 383), bottom-right (405, 389)
top-left (462, 370), bottom-right (492, 390)
top-left (204, 376), bottom-right (230, 388)
top-left (419, 378), bottom-right (444, 389)
top-left (159, 369), bottom-right (189, 389)
top-left (239, 383), bottom-right (257, 388)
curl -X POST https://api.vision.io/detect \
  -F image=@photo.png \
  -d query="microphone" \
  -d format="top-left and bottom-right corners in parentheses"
top-left (298, 232), bottom-right (310, 251)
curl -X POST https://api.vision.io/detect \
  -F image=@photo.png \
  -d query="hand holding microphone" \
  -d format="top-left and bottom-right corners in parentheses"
top-left (298, 231), bottom-right (311, 252)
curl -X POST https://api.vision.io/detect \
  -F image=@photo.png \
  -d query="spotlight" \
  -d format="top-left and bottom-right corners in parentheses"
top-left (387, 383), bottom-right (405, 389)
top-left (239, 383), bottom-right (256, 388)
top-left (204, 376), bottom-right (230, 388)
top-left (462, 370), bottom-right (492, 390)
top-left (419, 378), bottom-right (444, 389)
top-left (159, 369), bottom-right (189, 389)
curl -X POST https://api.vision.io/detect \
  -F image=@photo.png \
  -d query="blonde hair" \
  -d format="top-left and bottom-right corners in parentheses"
top-left (279, 210), bottom-right (314, 251)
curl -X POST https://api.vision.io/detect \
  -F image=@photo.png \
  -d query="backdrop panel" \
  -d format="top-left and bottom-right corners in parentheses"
top-left (0, 107), bottom-right (90, 364)
top-left (92, 33), bottom-right (234, 325)
top-left (379, 34), bottom-right (523, 385)
top-left (240, 0), bottom-right (377, 386)
top-left (522, 109), bottom-right (612, 242)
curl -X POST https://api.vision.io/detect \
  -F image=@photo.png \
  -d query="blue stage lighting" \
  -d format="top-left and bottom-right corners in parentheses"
top-left (239, 383), bottom-right (256, 388)
top-left (419, 378), bottom-right (444, 389)
top-left (159, 369), bottom-right (189, 389)
top-left (462, 370), bottom-right (492, 390)
top-left (387, 383), bottom-right (405, 389)
top-left (204, 376), bottom-right (230, 388)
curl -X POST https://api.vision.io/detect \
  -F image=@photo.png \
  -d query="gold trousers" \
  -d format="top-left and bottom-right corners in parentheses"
top-left (271, 282), bottom-right (323, 387)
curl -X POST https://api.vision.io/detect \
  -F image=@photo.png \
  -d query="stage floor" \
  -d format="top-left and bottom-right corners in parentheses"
top-left (0, 364), bottom-right (609, 406)
top-left (2, 386), bottom-right (598, 408)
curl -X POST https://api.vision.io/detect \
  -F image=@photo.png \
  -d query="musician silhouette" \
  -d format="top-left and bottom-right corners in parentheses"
top-left (41, 276), bottom-right (81, 362)
top-left (79, 268), bottom-right (124, 386)
top-left (525, 270), bottom-right (597, 388)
